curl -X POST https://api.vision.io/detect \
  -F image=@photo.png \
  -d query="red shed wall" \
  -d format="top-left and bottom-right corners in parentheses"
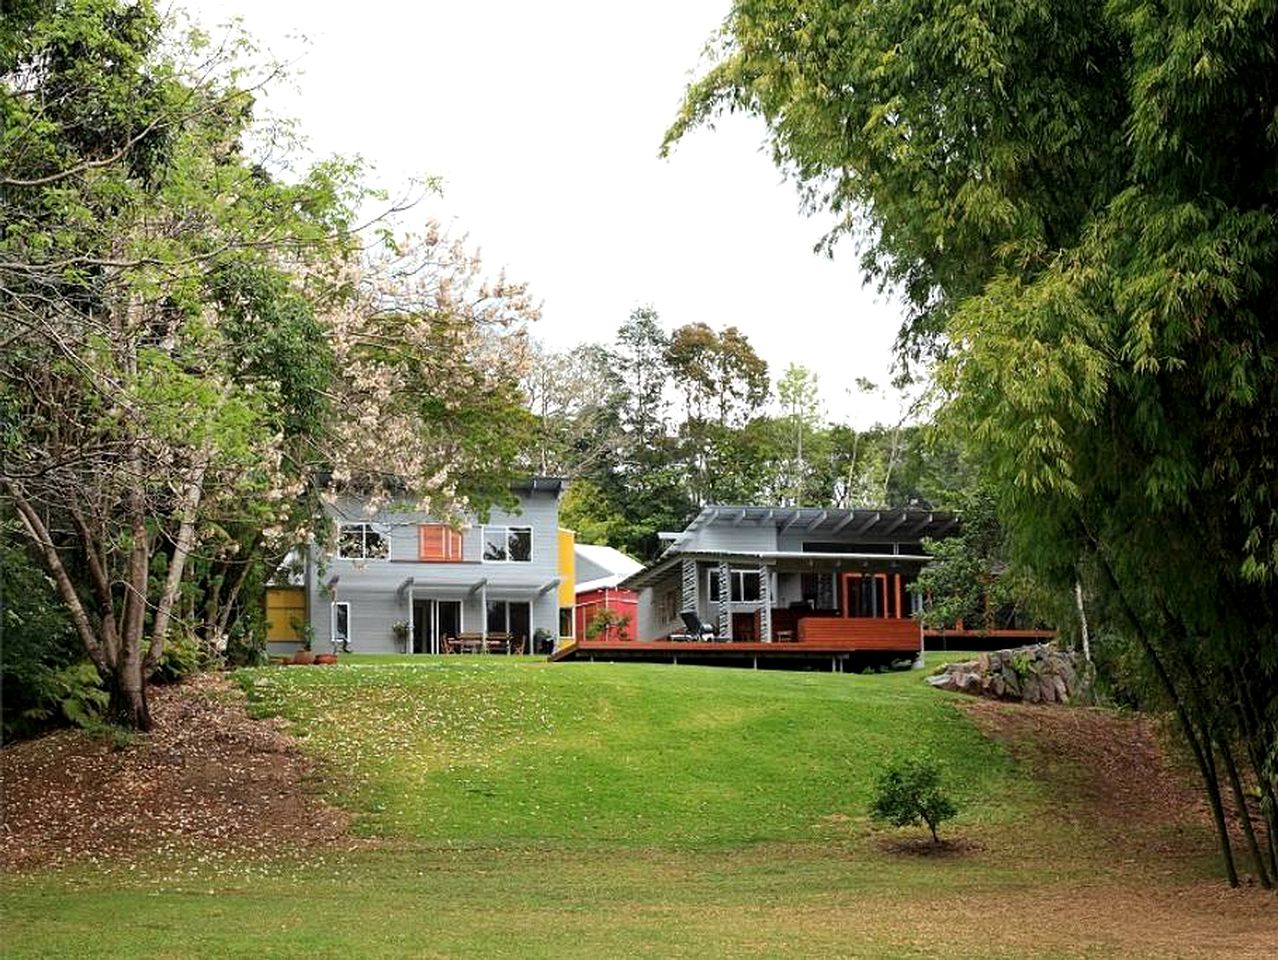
top-left (575, 587), bottom-right (639, 640)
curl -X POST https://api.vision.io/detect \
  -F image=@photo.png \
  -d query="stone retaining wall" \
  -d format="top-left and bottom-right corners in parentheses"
top-left (926, 644), bottom-right (1091, 704)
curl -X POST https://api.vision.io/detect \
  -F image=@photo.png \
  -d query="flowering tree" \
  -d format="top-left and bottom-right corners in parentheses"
top-left (1, 1), bottom-right (535, 728)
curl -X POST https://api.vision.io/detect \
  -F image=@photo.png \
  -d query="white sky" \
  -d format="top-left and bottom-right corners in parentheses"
top-left (186, 1), bottom-right (910, 427)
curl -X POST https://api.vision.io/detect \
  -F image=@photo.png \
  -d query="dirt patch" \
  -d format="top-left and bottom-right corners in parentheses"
top-left (874, 835), bottom-right (985, 858)
top-left (960, 700), bottom-right (1216, 850)
top-left (0, 673), bottom-right (359, 871)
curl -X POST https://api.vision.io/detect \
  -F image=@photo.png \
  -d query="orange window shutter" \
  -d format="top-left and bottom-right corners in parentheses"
top-left (419, 524), bottom-right (462, 561)
top-left (419, 524), bottom-right (443, 560)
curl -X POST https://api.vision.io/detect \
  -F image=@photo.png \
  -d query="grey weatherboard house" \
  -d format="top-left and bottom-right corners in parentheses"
top-left (307, 478), bottom-right (567, 655)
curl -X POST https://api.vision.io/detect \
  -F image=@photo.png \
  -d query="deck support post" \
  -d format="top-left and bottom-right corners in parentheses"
top-left (717, 562), bottom-right (732, 641)
top-left (752, 656), bottom-right (758, 671)
top-left (757, 562), bottom-right (773, 641)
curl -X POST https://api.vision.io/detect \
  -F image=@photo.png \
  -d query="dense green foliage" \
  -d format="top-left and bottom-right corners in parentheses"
top-left (870, 754), bottom-right (959, 843)
top-left (668, 0), bottom-right (1278, 886)
top-left (0, 521), bottom-right (103, 739)
top-left (543, 309), bottom-right (966, 560)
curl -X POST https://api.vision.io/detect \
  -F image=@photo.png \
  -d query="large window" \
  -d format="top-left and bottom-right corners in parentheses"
top-left (338, 523), bottom-right (387, 560)
top-left (707, 569), bottom-right (762, 603)
top-left (418, 523), bottom-right (463, 561)
top-left (482, 525), bottom-right (532, 562)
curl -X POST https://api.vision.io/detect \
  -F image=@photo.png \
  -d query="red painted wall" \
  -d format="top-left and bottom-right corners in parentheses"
top-left (574, 587), bottom-right (639, 641)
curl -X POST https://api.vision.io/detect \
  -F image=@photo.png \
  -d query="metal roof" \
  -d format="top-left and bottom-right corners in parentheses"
top-left (619, 549), bottom-right (937, 591)
top-left (659, 505), bottom-right (958, 555)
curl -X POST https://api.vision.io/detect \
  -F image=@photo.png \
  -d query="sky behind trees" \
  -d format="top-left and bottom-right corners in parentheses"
top-left (186, 0), bottom-right (908, 426)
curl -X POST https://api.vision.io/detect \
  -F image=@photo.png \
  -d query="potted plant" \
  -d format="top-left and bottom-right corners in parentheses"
top-left (291, 621), bottom-right (316, 665)
top-left (391, 620), bottom-right (410, 653)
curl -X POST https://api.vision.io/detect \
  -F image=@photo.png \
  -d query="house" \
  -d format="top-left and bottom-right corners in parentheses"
top-left (572, 543), bottom-right (642, 641)
top-left (277, 478), bottom-right (572, 655)
top-left (553, 504), bottom-right (959, 670)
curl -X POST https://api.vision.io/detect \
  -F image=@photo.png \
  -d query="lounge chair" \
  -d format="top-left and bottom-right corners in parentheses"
top-left (679, 611), bottom-right (717, 641)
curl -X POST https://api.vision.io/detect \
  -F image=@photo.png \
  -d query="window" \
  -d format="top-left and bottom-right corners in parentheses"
top-left (332, 602), bottom-right (351, 647)
top-left (418, 523), bottom-right (463, 561)
top-left (338, 523), bottom-right (387, 560)
top-left (559, 607), bottom-right (574, 638)
top-left (486, 600), bottom-right (531, 641)
top-left (707, 569), bottom-right (762, 603)
top-left (482, 525), bottom-right (532, 562)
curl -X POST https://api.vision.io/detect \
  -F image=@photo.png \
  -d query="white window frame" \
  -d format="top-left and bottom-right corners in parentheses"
top-left (481, 524), bottom-right (534, 563)
top-left (337, 522), bottom-right (388, 560)
top-left (707, 568), bottom-right (762, 604)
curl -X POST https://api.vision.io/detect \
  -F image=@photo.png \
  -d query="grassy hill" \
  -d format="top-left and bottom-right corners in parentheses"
top-left (239, 657), bottom-right (1030, 846)
top-left (3, 656), bottom-right (1270, 959)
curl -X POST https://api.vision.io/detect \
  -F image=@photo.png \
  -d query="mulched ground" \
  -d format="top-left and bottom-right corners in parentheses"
top-left (960, 698), bottom-right (1274, 869)
top-left (0, 674), bottom-right (358, 871)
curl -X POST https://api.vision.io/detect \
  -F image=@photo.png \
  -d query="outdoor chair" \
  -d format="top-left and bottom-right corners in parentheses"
top-left (679, 611), bottom-right (717, 641)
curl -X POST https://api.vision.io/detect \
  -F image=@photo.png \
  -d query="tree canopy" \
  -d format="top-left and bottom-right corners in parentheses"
top-left (666, 0), bottom-right (1278, 886)
top-left (1, 0), bottom-right (535, 729)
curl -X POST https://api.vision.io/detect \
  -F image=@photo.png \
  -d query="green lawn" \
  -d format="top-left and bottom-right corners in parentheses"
top-left (3, 656), bottom-right (1246, 959)
top-left (237, 657), bottom-right (1033, 846)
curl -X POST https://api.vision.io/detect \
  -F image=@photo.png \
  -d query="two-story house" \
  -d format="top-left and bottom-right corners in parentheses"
top-left (296, 478), bottom-right (572, 655)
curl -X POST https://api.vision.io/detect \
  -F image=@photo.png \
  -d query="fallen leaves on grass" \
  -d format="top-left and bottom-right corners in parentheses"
top-left (0, 674), bottom-right (358, 873)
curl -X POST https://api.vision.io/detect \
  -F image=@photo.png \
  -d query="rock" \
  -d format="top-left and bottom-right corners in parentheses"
top-left (1053, 675), bottom-right (1069, 703)
top-left (1023, 676), bottom-right (1042, 703)
top-left (1001, 667), bottom-right (1021, 698)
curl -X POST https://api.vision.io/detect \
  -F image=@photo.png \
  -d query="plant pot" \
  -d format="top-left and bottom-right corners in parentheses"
top-left (314, 653), bottom-right (338, 665)
top-left (291, 649), bottom-right (316, 665)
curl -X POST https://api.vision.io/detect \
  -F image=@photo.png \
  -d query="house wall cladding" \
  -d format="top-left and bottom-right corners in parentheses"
top-left (307, 492), bottom-right (562, 653)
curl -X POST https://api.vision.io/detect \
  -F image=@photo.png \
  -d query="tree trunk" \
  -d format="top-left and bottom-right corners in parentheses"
top-left (1218, 735), bottom-right (1273, 888)
top-left (146, 455), bottom-right (208, 670)
top-left (6, 481), bottom-right (110, 674)
top-left (1074, 578), bottom-right (1091, 663)
top-left (1092, 547), bottom-right (1239, 885)
top-left (109, 656), bottom-right (151, 731)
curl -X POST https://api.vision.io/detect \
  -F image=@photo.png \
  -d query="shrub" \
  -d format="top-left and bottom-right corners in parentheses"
top-left (225, 619), bottom-right (267, 668)
top-left (150, 631), bottom-right (204, 684)
top-left (584, 609), bottom-right (631, 641)
top-left (1, 528), bottom-right (99, 740)
top-left (870, 754), bottom-right (958, 843)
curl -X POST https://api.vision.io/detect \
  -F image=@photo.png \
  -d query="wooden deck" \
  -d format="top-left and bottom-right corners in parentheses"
top-left (550, 618), bottom-right (1057, 672)
top-left (551, 616), bottom-right (924, 672)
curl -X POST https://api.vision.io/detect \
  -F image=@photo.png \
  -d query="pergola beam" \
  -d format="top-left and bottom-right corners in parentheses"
top-left (853, 511), bottom-right (882, 534)
top-left (883, 510), bottom-right (909, 535)
top-left (903, 512), bottom-right (935, 537)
